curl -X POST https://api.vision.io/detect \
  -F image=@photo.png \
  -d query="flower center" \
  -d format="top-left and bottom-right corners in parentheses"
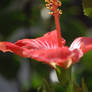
top-left (45, 0), bottom-right (63, 47)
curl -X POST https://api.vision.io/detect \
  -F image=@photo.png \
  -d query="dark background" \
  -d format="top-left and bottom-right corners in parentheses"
top-left (0, 0), bottom-right (92, 92)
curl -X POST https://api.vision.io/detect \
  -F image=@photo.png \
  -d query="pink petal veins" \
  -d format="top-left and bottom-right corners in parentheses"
top-left (69, 37), bottom-right (92, 63)
top-left (70, 37), bottom-right (92, 53)
top-left (0, 41), bottom-right (72, 68)
top-left (0, 31), bottom-right (92, 69)
top-left (15, 30), bottom-right (66, 49)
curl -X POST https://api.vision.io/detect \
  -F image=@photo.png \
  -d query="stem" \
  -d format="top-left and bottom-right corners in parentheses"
top-left (54, 14), bottom-right (62, 47)
top-left (56, 66), bottom-right (73, 92)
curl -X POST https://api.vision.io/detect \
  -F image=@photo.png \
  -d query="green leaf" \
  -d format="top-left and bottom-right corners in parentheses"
top-left (83, 0), bottom-right (92, 17)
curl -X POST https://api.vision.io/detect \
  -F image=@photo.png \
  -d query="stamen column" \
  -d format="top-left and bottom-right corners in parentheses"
top-left (45, 0), bottom-right (63, 47)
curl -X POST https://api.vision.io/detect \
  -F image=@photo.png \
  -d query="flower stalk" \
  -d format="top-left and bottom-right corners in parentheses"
top-left (56, 66), bottom-right (73, 92)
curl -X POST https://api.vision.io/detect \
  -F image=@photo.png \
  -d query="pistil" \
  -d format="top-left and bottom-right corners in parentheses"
top-left (45, 0), bottom-right (63, 47)
top-left (54, 13), bottom-right (62, 47)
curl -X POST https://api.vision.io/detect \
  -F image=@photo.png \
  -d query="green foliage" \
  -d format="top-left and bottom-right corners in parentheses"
top-left (56, 66), bottom-right (73, 92)
top-left (73, 79), bottom-right (88, 92)
top-left (0, 11), bottom-right (25, 38)
top-left (83, 51), bottom-right (92, 71)
top-left (83, 0), bottom-right (92, 17)
top-left (0, 52), bottom-right (20, 79)
top-left (0, 0), bottom-right (12, 10)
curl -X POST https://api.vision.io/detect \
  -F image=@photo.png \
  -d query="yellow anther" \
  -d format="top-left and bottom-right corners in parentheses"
top-left (59, 10), bottom-right (62, 14)
top-left (55, 1), bottom-right (61, 6)
top-left (56, 9), bottom-right (62, 15)
top-left (57, 1), bottom-right (62, 6)
top-left (45, 0), bottom-right (62, 15)
top-left (47, 7), bottom-right (53, 10)
top-left (46, 7), bottom-right (52, 10)
top-left (48, 12), bottom-right (53, 15)
top-left (46, 7), bottom-right (50, 9)
top-left (45, 0), bottom-right (50, 3)
top-left (45, 0), bottom-right (54, 3)
top-left (46, 4), bottom-right (53, 10)
top-left (50, 0), bottom-right (54, 3)
top-left (46, 4), bottom-right (50, 7)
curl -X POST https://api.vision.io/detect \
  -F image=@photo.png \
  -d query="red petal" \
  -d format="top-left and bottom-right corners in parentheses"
top-left (23, 46), bottom-right (72, 68)
top-left (0, 42), bottom-right (28, 57)
top-left (15, 30), bottom-right (66, 49)
top-left (70, 37), bottom-right (92, 54)
top-left (0, 30), bottom-right (67, 68)
top-left (0, 41), bottom-right (73, 68)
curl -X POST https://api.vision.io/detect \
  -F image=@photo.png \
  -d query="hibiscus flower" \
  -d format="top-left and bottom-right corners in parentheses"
top-left (0, 0), bottom-right (92, 69)
top-left (0, 30), bottom-right (92, 69)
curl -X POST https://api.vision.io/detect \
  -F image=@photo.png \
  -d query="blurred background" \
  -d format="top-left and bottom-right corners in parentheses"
top-left (0, 0), bottom-right (92, 92)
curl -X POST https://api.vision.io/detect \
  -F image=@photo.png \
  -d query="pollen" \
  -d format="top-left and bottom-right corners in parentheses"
top-left (58, 10), bottom-right (62, 14)
top-left (48, 11), bottom-right (54, 15)
top-left (45, 0), bottom-right (62, 15)
top-left (55, 0), bottom-right (62, 6)
top-left (45, 0), bottom-right (48, 2)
